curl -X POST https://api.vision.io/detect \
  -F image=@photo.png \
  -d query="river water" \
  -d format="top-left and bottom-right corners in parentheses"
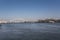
top-left (0, 23), bottom-right (60, 40)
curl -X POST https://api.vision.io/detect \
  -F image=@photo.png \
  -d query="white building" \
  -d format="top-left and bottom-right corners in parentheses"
top-left (49, 21), bottom-right (55, 23)
top-left (0, 20), bottom-right (7, 23)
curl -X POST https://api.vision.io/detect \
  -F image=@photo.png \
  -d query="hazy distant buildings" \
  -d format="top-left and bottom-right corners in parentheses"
top-left (0, 20), bottom-right (7, 23)
top-left (0, 18), bottom-right (60, 23)
top-left (49, 21), bottom-right (55, 23)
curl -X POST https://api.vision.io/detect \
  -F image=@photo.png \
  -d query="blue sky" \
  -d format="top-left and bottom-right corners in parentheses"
top-left (0, 0), bottom-right (60, 19)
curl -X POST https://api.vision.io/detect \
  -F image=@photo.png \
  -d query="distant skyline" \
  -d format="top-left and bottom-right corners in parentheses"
top-left (0, 0), bottom-right (60, 19)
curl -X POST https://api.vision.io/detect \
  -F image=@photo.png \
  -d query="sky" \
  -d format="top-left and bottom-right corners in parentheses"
top-left (0, 0), bottom-right (60, 19)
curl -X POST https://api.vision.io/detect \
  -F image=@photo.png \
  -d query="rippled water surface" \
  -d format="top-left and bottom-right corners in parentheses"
top-left (0, 23), bottom-right (60, 40)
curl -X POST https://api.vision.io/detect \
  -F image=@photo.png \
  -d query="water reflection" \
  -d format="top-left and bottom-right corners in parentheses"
top-left (0, 23), bottom-right (60, 40)
top-left (0, 24), bottom-right (2, 29)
